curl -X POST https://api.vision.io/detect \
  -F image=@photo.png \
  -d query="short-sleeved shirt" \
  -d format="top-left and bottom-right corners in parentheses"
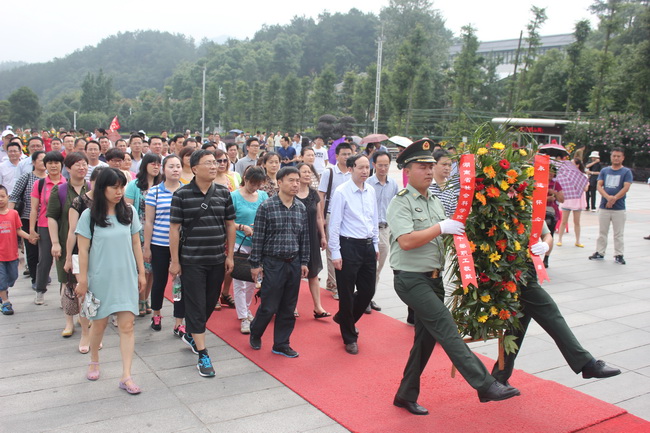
top-left (169, 180), bottom-right (235, 265)
top-left (0, 160), bottom-right (21, 195)
top-left (312, 147), bottom-right (328, 174)
top-left (387, 184), bottom-right (446, 272)
top-left (0, 209), bottom-right (22, 261)
top-left (368, 175), bottom-right (399, 223)
top-left (234, 156), bottom-right (258, 177)
top-left (428, 176), bottom-right (460, 218)
top-left (231, 189), bottom-right (269, 247)
top-left (145, 182), bottom-right (180, 247)
top-left (31, 176), bottom-right (66, 227)
top-left (277, 146), bottom-right (297, 167)
top-left (47, 182), bottom-right (91, 250)
top-left (598, 166), bottom-right (633, 210)
top-left (86, 161), bottom-right (108, 181)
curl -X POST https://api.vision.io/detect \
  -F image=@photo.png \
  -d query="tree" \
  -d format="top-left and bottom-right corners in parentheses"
top-left (8, 86), bottom-right (41, 127)
top-left (280, 73), bottom-right (301, 132)
top-left (0, 100), bottom-right (10, 126)
top-left (44, 112), bottom-right (71, 129)
top-left (515, 6), bottom-right (547, 109)
top-left (310, 65), bottom-right (338, 120)
top-left (451, 25), bottom-right (483, 113)
top-left (315, 114), bottom-right (337, 140)
top-left (565, 20), bottom-right (592, 112)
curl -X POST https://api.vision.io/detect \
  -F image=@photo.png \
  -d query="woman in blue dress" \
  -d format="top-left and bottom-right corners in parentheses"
top-left (75, 168), bottom-right (146, 394)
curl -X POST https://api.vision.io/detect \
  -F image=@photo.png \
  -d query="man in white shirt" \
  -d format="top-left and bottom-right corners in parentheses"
top-left (214, 134), bottom-right (226, 152)
top-left (328, 154), bottom-right (378, 355)
top-left (149, 136), bottom-right (164, 156)
top-left (84, 141), bottom-right (108, 181)
top-left (312, 136), bottom-right (328, 175)
top-left (318, 142), bottom-right (353, 298)
top-left (17, 137), bottom-right (45, 176)
top-left (129, 134), bottom-right (144, 173)
top-left (291, 133), bottom-right (302, 155)
top-left (0, 141), bottom-right (23, 194)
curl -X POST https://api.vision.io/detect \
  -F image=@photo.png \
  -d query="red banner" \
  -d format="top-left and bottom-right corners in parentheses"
top-left (109, 116), bottom-right (120, 131)
top-left (530, 154), bottom-right (551, 284)
top-left (452, 154), bottom-right (478, 289)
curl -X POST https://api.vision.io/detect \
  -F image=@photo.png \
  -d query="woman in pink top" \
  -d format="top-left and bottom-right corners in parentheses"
top-left (30, 151), bottom-right (66, 307)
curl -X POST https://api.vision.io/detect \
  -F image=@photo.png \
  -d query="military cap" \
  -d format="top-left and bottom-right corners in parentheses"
top-left (396, 138), bottom-right (436, 168)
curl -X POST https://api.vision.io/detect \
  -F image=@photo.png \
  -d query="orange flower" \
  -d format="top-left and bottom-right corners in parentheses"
top-left (469, 241), bottom-right (476, 253)
top-left (495, 239), bottom-right (507, 252)
top-left (506, 169), bottom-right (519, 184)
top-left (504, 281), bottom-right (517, 293)
top-left (516, 223), bottom-right (526, 235)
top-left (487, 225), bottom-right (497, 237)
top-left (499, 310), bottom-right (511, 320)
top-left (486, 186), bottom-right (500, 198)
top-left (475, 192), bottom-right (487, 206)
top-left (512, 217), bottom-right (519, 224)
top-left (483, 166), bottom-right (496, 179)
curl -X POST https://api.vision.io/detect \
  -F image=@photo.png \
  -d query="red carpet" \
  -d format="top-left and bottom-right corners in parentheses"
top-left (166, 282), bottom-right (650, 433)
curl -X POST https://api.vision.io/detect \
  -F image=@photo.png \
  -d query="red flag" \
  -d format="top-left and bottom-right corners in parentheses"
top-left (109, 116), bottom-right (120, 131)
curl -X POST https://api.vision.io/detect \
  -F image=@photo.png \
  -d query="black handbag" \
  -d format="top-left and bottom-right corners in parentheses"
top-left (230, 236), bottom-right (253, 282)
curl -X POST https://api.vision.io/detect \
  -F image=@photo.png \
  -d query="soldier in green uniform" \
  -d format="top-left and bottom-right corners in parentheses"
top-left (387, 139), bottom-right (521, 416)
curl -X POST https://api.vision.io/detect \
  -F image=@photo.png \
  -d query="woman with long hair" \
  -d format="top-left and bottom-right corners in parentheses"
top-left (258, 151), bottom-right (280, 197)
top-left (179, 146), bottom-right (195, 185)
top-left (75, 168), bottom-right (146, 394)
top-left (229, 166), bottom-right (268, 333)
top-left (556, 158), bottom-right (588, 248)
top-left (143, 155), bottom-right (186, 336)
top-left (295, 162), bottom-right (329, 318)
top-left (9, 150), bottom-right (46, 290)
top-left (125, 153), bottom-right (162, 316)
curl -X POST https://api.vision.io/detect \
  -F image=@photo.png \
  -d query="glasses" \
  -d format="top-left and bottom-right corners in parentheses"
top-left (199, 161), bottom-right (219, 167)
top-left (216, 159), bottom-right (229, 163)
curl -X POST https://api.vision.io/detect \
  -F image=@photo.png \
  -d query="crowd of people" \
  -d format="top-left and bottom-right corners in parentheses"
top-left (0, 126), bottom-right (625, 406)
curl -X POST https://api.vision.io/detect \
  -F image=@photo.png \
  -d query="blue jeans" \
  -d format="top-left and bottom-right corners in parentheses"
top-left (0, 260), bottom-right (19, 292)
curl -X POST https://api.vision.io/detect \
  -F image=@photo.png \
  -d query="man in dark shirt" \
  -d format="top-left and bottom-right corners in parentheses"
top-left (169, 149), bottom-right (236, 378)
top-left (277, 136), bottom-right (297, 167)
top-left (248, 166), bottom-right (309, 358)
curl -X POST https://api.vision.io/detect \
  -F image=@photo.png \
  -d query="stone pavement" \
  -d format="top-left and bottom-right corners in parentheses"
top-left (1, 175), bottom-right (649, 432)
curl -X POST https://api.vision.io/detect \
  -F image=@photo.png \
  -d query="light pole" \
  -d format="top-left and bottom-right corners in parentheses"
top-left (73, 111), bottom-right (77, 131)
top-left (373, 27), bottom-right (384, 134)
top-left (201, 66), bottom-right (206, 139)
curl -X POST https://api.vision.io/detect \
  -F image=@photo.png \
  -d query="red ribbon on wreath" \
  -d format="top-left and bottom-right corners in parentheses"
top-left (452, 154), bottom-right (478, 289)
top-left (530, 154), bottom-right (551, 284)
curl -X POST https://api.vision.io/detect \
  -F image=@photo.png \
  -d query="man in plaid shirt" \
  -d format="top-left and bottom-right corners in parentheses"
top-left (248, 166), bottom-right (309, 358)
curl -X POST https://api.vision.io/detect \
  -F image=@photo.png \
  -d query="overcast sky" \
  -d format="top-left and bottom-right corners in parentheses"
top-left (4, 0), bottom-right (597, 64)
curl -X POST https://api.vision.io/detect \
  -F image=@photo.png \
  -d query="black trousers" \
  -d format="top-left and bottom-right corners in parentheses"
top-left (150, 244), bottom-right (185, 319)
top-left (180, 262), bottom-right (224, 334)
top-left (250, 256), bottom-right (301, 350)
top-left (586, 186), bottom-right (598, 210)
top-left (22, 218), bottom-right (38, 284)
top-left (492, 264), bottom-right (593, 383)
top-left (334, 237), bottom-right (376, 344)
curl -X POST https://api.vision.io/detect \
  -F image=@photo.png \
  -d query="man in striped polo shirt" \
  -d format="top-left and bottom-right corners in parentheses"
top-left (169, 150), bottom-right (236, 378)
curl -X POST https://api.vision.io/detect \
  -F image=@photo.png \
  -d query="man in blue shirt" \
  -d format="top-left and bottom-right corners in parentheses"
top-left (365, 151), bottom-right (398, 314)
top-left (277, 136), bottom-right (297, 167)
top-left (589, 147), bottom-right (633, 264)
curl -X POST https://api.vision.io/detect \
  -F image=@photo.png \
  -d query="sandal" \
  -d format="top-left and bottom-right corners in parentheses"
top-left (294, 310), bottom-right (300, 317)
top-left (118, 376), bottom-right (141, 395)
top-left (138, 301), bottom-right (147, 317)
top-left (313, 311), bottom-right (331, 319)
top-left (145, 301), bottom-right (152, 315)
top-left (214, 302), bottom-right (222, 311)
top-left (220, 294), bottom-right (236, 308)
top-left (86, 361), bottom-right (100, 381)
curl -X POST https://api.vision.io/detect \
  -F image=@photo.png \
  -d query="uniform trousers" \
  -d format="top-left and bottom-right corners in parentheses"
top-left (249, 255), bottom-right (301, 350)
top-left (492, 264), bottom-right (593, 383)
top-left (375, 226), bottom-right (390, 286)
top-left (394, 272), bottom-right (494, 402)
top-left (335, 237), bottom-right (376, 344)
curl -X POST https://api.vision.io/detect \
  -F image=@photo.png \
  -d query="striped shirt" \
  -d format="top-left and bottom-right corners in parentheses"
top-left (146, 182), bottom-right (180, 247)
top-left (169, 180), bottom-right (235, 265)
top-left (428, 175), bottom-right (460, 218)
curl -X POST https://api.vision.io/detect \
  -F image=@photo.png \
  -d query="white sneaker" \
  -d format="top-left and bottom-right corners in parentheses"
top-left (247, 312), bottom-right (254, 321)
top-left (240, 318), bottom-right (251, 334)
top-left (34, 292), bottom-right (45, 305)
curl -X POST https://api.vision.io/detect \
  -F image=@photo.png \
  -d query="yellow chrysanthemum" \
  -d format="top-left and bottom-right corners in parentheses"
top-left (526, 166), bottom-right (535, 177)
top-left (480, 243), bottom-right (491, 252)
top-left (490, 306), bottom-right (499, 316)
top-left (500, 180), bottom-right (509, 191)
top-left (463, 286), bottom-right (469, 295)
top-left (493, 142), bottom-right (505, 150)
top-left (503, 222), bottom-right (510, 230)
top-left (514, 241), bottom-right (521, 251)
top-left (519, 149), bottom-right (527, 156)
top-left (477, 148), bottom-right (488, 155)
top-left (489, 252), bottom-right (501, 263)
top-left (477, 314), bottom-right (488, 323)
top-left (513, 294), bottom-right (519, 301)
top-left (480, 294), bottom-right (491, 303)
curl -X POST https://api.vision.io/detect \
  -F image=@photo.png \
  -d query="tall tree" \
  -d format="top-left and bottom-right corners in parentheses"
top-left (8, 86), bottom-right (41, 127)
top-left (451, 25), bottom-right (483, 112)
top-left (565, 20), bottom-right (591, 113)
top-left (515, 6), bottom-right (547, 108)
top-left (280, 73), bottom-right (301, 132)
top-left (310, 65), bottom-right (338, 120)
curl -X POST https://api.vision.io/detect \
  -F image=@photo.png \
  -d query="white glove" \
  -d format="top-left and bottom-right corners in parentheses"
top-left (530, 239), bottom-right (550, 256)
top-left (438, 219), bottom-right (465, 235)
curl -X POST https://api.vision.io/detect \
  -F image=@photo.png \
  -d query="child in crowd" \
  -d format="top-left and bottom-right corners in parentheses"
top-left (0, 185), bottom-right (31, 315)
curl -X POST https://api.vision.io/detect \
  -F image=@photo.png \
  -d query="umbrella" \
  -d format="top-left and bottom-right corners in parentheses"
top-left (552, 159), bottom-right (589, 201)
top-left (328, 137), bottom-right (346, 164)
top-left (350, 135), bottom-right (362, 145)
top-left (388, 135), bottom-right (413, 148)
top-left (360, 133), bottom-right (389, 145)
top-left (229, 129), bottom-right (243, 134)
